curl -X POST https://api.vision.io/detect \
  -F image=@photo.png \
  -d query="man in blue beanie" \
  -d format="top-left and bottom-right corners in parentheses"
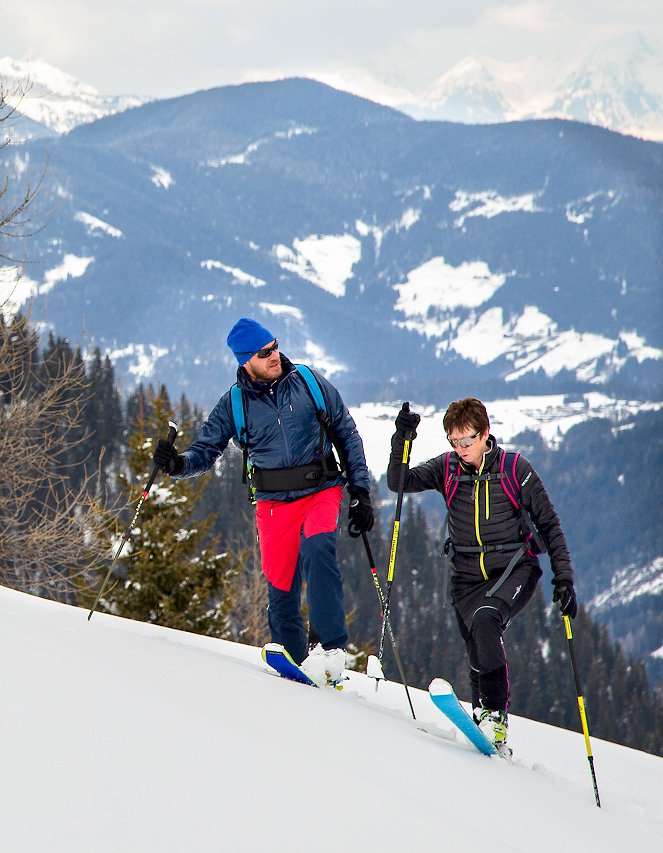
top-left (153, 316), bottom-right (374, 686)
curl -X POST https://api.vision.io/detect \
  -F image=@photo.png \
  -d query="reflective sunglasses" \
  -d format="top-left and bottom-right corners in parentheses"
top-left (447, 431), bottom-right (481, 449)
top-left (238, 339), bottom-right (279, 360)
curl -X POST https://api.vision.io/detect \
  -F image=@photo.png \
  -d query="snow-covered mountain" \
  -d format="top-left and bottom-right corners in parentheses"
top-left (7, 78), bottom-right (660, 411)
top-left (2, 76), bottom-right (661, 686)
top-left (2, 584), bottom-right (662, 852)
top-left (324, 32), bottom-right (663, 142)
top-left (0, 57), bottom-right (148, 135)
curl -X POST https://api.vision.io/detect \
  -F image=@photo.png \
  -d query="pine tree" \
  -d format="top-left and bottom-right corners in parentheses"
top-left (102, 386), bottom-right (240, 638)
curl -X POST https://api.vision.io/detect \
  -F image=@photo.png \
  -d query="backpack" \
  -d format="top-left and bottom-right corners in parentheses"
top-left (440, 449), bottom-right (546, 603)
top-left (230, 364), bottom-right (343, 502)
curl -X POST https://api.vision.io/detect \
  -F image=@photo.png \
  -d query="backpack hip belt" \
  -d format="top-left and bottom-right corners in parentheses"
top-left (250, 453), bottom-right (340, 492)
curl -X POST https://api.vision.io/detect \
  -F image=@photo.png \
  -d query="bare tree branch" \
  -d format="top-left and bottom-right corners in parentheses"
top-left (0, 312), bottom-right (118, 599)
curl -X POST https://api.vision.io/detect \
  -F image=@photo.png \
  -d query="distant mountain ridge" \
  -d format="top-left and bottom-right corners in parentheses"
top-left (321, 31), bottom-right (663, 142)
top-left (0, 57), bottom-right (148, 135)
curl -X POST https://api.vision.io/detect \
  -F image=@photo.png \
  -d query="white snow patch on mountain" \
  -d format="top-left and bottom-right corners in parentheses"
top-left (0, 266), bottom-right (37, 317)
top-left (200, 260), bottom-right (265, 287)
top-left (41, 254), bottom-right (93, 295)
top-left (429, 302), bottom-right (662, 381)
top-left (74, 211), bottom-right (123, 238)
top-left (394, 256), bottom-right (507, 335)
top-left (450, 189), bottom-right (543, 227)
top-left (107, 342), bottom-right (169, 380)
top-left (301, 340), bottom-right (347, 378)
top-left (274, 125), bottom-right (317, 140)
top-left (274, 234), bottom-right (361, 297)
top-left (398, 207), bottom-right (421, 230)
top-left (591, 557), bottom-right (663, 612)
top-left (565, 191), bottom-right (620, 225)
top-left (206, 143), bottom-right (262, 167)
top-left (351, 394), bottom-right (663, 479)
top-left (448, 305), bottom-right (553, 365)
top-left (259, 302), bottom-right (303, 321)
top-left (205, 128), bottom-right (316, 169)
top-left (506, 327), bottom-right (662, 384)
top-left (150, 166), bottom-right (174, 189)
top-left (355, 219), bottom-right (385, 254)
top-left (618, 331), bottom-right (661, 363)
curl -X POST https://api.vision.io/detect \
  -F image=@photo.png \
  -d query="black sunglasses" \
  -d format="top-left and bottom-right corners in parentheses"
top-left (238, 339), bottom-right (279, 360)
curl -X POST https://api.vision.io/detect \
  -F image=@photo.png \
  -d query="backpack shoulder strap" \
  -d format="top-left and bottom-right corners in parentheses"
top-left (499, 449), bottom-right (547, 555)
top-left (230, 383), bottom-right (251, 488)
top-left (499, 449), bottom-right (522, 509)
top-left (442, 452), bottom-right (459, 508)
top-left (294, 364), bottom-right (327, 413)
top-left (230, 384), bottom-right (247, 445)
top-left (295, 363), bottom-right (348, 476)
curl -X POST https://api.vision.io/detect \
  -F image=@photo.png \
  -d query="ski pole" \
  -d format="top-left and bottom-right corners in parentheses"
top-left (378, 404), bottom-right (412, 663)
top-left (362, 533), bottom-right (416, 719)
top-left (563, 614), bottom-right (601, 807)
top-left (87, 420), bottom-right (178, 621)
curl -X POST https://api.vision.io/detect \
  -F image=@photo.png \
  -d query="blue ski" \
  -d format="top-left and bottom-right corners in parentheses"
top-left (429, 678), bottom-right (498, 756)
top-left (261, 643), bottom-right (318, 687)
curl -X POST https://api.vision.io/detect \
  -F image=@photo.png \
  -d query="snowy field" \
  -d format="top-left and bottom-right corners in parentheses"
top-left (1, 585), bottom-right (662, 852)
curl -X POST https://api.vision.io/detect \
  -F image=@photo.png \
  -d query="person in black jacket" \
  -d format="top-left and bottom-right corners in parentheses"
top-left (388, 397), bottom-right (576, 749)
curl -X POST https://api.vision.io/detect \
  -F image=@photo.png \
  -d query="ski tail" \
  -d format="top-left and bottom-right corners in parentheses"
top-left (261, 643), bottom-right (318, 687)
top-left (429, 678), bottom-right (498, 756)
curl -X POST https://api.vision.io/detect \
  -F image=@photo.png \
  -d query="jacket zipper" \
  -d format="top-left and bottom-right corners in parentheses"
top-left (474, 458), bottom-right (489, 580)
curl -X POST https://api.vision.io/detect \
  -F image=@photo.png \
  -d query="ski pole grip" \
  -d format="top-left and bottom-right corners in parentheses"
top-left (166, 421), bottom-right (178, 445)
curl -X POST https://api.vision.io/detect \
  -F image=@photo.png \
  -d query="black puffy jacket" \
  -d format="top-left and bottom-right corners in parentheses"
top-left (387, 432), bottom-right (573, 586)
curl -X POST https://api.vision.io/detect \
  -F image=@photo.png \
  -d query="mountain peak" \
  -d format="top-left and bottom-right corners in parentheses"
top-left (0, 56), bottom-right (149, 133)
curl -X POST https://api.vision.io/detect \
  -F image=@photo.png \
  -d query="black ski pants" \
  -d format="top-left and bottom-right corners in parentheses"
top-left (451, 561), bottom-right (541, 711)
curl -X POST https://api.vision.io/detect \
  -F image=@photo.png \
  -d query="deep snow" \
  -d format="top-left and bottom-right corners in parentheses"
top-left (1, 585), bottom-right (662, 852)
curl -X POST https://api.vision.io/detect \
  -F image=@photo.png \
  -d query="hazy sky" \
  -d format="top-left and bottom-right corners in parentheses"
top-left (2, 1), bottom-right (662, 98)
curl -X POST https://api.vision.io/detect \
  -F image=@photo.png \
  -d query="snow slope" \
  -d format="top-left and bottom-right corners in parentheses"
top-left (1, 584), bottom-right (661, 852)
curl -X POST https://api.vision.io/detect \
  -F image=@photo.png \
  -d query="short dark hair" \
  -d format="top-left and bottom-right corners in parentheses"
top-left (443, 397), bottom-right (489, 436)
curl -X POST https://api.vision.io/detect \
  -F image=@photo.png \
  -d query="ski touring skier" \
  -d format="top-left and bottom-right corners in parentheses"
top-left (152, 317), bottom-right (374, 686)
top-left (388, 397), bottom-right (576, 750)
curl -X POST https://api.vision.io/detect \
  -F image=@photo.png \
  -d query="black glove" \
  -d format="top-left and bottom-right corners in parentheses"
top-left (395, 401), bottom-right (420, 439)
top-left (152, 439), bottom-right (184, 476)
top-left (348, 488), bottom-right (374, 538)
top-left (553, 580), bottom-right (577, 619)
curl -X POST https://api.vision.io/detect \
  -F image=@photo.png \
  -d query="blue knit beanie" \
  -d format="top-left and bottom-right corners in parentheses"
top-left (227, 317), bottom-right (275, 364)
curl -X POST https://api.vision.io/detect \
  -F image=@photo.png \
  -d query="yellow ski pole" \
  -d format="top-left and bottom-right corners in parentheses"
top-left (377, 404), bottom-right (413, 663)
top-left (563, 614), bottom-right (601, 807)
top-left (362, 532), bottom-right (416, 719)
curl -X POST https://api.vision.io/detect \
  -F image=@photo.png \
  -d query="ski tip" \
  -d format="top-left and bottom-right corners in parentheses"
top-left (429, 677), bottom-right (454, 697)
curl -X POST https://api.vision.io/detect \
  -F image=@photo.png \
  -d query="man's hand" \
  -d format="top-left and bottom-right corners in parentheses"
top-left (553, 580), bottom-right (578, 618)
top-left (348, 488), bottom-right (374, 538)
top-left (152, 439), bottom-right (184, 476)
top-left (395, 402), bottom-right (420, 439)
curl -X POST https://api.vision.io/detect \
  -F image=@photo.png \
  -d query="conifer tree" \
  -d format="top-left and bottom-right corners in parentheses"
top-left (102, 385), bottom-right (240, 638)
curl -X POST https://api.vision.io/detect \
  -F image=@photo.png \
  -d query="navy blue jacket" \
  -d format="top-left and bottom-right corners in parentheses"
top-left (175, 356), bottom-right (371, 502)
